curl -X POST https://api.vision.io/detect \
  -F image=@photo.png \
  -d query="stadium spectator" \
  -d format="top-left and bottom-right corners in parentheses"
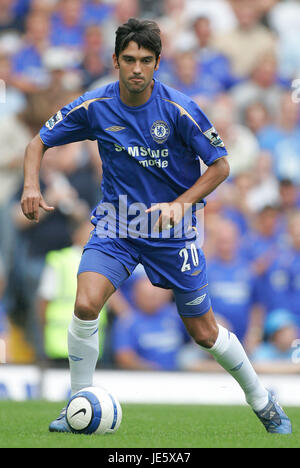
top-left (13, 0), bottom-right (32, 18)
top-left (159, 48), bottom-right (225, 108)
top-left (186, 0), bottom-right (237, 35)
top-left (206, 218), bottom-right (260, 343)
top-left (257, 92), bottom-right (300, 184)
top-left (11, 48), bottom-right (84, 139)
top-left (114, 0), bottom-right (141, 27)
top-left (241, 207), bottom-right (290, 320)
top-left (231, 52), bottom-right (287, 124)
top-left (245, 152), bottom-right (280, 214)
top-left (240, 204), bottom-right (281, 270)
top-left (213, 0), bottom-right (276, 79)
top-left (11, 11), bottom-right (51, 93)
top-left (27, 0), bottom-right (56, 16)
top-left (82, 22), bottom-right (105, 57)
top-left (248, 197), bottom-right (300, 330)
top-left (252, 244), bottom-right (290, 321)
top-left (0, 0), bottom-right (25, 33)
top-left (279, 179), bottom-right (300, 221)
top-left (112, 273), bottom-right (189, 370)
top-left (79, 25), bottom-right (111, 90)
top-left (208, 95), bottom-right (260, 177)
top-left (0, 102), bottom-right (32, 262)
top-left (285, 210), bottom-right (300, 328)
top-left (42, 45), bottom-right (83, 90)
top-left (244, 101), bottom-right (270, 137)
top-left (251, 309), bottom-right (299, 369)
top-left (204, 171), bottom-right (257, 265)
top-left (158, 15), bottom-right (237, 105)
top-left (0, 51), bottom-right (26, 118)
top-left (82, 0), bottom-right (115, 27)
top-left (268, 0), bottom-right (300, 38)
top-left (274, 178), bottom-right (300, 241)
top-left (140, 0), bottom-right (162, 18)
top-left (156, 0), bottom-right (189, 60)
top-left (37, 218), bottom-right (108, 362)
top-left (49, 0), bottom-right (85, 49)
top-left (101, 0), bottom-right (140, 52)
top-left (268, 0), bottom-right (300, 79)
top-left (0, 108), bottom-right (32, 211)
top-left (192, 15), bottom-right (237, 90)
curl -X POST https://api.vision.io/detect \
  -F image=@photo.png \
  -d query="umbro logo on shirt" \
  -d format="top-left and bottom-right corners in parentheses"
top-left (105, 126), bottom-right (126, 132)
top-left (185, 294), bottom-right (207, 306)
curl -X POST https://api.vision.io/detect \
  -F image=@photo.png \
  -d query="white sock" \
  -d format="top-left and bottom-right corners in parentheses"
top-left (201, 325), bottom-right (269, 411)
top-left (68, 313), bottom-right (100, 395)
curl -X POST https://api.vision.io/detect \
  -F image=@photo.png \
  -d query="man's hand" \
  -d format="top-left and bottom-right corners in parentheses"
top-left (145, 201), bottom-right (191, 232)
top-left (144, 158), bottom-right (230, 233)
top-left (21, 134), bottom-right (54, 222)
top-left (21, 187), bottom-right (55, 223)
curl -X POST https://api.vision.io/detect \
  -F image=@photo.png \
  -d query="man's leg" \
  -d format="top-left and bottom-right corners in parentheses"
top-left (67, 247), bottom-right (132, 396)
top-left (180, 308), bottom-right (269, 411)
top-left (177, 306), bottom-right (291, 433)
top-left (68, 271), bottom-right (116, 395)
top-left (49, 247), bottom-right (131, 432)
top-left (49, 271), bottom-right (115, 433)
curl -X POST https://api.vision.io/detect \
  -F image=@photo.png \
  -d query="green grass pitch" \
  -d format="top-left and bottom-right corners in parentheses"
top-left (0, 401), bottom-right (299, 448)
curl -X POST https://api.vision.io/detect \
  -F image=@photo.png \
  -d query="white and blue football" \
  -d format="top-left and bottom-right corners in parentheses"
top-left (66, 386), bottom-right (122, 435)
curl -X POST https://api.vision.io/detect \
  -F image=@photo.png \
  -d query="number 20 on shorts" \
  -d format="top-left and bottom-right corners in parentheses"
top-left (179, 243), bottom-right (199, 272)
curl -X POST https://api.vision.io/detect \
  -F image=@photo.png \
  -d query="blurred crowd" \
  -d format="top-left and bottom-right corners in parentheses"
top-left (1, 0), bottom-right (300, 372)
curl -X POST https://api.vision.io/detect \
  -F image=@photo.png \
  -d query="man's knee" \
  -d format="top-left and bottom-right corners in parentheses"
top-left (74, 271), bottom-right (115, 320)
top-left (182, 311), bottom-right (219, 349)
top-left (74, 296), bottom-right (103, 321)
top-left (192, 326), bottom-right (219, 349)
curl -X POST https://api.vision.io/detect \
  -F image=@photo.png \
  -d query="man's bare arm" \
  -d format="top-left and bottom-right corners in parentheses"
top-left (146, 157), bottom-right (230, 231)
top-left (175, 157), bottom-right (230, 206)
top-left (21, 134), bottom-right (55, 222)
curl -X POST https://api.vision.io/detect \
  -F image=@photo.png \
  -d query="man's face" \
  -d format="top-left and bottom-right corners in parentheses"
top-left (113, 41), bottom-right (160, 95)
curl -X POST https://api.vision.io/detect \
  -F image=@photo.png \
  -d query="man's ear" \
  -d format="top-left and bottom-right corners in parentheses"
top-left (113, 53), bottom-right (120, 69)
top-left (155, 55), bottom-right (161, 71)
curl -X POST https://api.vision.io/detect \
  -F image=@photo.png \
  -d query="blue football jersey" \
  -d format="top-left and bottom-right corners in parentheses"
top-left (40, 79), bottom-right (227, 240)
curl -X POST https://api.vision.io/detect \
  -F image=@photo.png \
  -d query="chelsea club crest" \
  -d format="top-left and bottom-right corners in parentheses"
top-left (151, 120), bottom-right (170, 144)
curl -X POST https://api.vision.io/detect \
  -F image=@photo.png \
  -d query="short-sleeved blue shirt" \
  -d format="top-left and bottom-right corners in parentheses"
top-left (40, 79), bottom-right (227, 241)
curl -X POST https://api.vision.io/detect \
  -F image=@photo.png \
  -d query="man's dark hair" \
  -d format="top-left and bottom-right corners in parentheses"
top-left (115, 18), bottom-right (162, 63)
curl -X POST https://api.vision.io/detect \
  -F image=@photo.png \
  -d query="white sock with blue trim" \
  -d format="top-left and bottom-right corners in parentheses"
top-left (68, 313), bottom-right (100, 396)
top-left (202, 324), bottom-right (269, 411)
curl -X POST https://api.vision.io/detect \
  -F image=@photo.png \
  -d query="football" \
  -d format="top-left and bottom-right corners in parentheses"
top-left (66, 386), bottom-right (122, 435)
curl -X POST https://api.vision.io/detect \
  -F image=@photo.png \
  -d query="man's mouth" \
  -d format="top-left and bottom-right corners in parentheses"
top-left (130, 77), bottom-right (144, 83)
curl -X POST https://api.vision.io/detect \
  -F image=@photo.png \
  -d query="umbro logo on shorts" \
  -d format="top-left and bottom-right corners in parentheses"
top-left (185, 293), bottom-right (207, 306)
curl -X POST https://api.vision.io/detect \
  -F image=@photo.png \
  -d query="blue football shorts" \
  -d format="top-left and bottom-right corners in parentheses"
top-left (78, 230), bottom-right (212, 318)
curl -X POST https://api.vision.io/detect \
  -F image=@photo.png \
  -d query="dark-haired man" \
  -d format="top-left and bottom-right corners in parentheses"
top-left (21, 18), bottom-right (291, 434)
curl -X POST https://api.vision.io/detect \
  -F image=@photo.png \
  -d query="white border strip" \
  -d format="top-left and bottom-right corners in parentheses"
top-left (0, 366), bottom-right (299, 406)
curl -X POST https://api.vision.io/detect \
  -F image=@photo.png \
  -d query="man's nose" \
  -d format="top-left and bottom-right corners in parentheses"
top-left (133, 61), bottom-right (142, 74)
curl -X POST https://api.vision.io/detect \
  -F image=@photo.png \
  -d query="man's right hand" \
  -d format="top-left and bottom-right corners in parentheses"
top-left (21, 187), bottom-right (55, 223)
